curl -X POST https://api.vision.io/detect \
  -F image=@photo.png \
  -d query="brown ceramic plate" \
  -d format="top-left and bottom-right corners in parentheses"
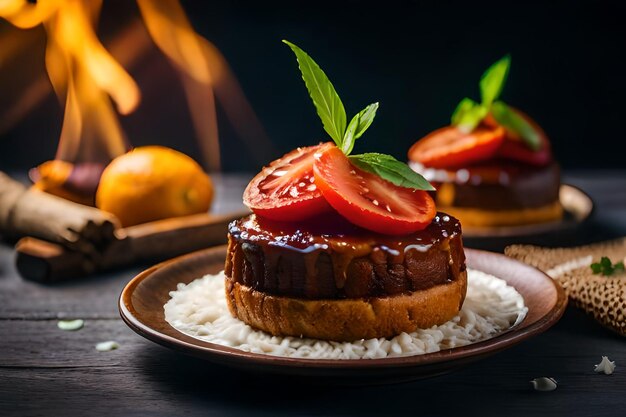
top-left (462, 183), bottom-right (594, 238)
top-left (119, 246), bottom-right (567, 384)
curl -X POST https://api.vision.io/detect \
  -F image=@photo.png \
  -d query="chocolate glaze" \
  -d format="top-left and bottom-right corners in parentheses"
top-left (225, 213), bottom-right (465, 300)
top-left (417, 160), bottom-right (561, 210)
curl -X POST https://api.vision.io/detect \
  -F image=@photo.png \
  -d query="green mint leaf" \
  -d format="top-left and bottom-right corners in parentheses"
top-left (342, 102), bottom-right (379, 155)
top-left (353, 102), bottom-right (379, 140)
top-left (349, 153), bottom-right (435, 191)
top-left (491, 101), bottom-right (541, 151)
top-left (590, 263), bottom-right (602, 274)
top-left (342, 113), bottom-right (360, 155)
top-left (283, 40), bottom-right (347, 147)
top-left (451, 97), bottom-right (475, 125)
top-left (451, 97), bottom-right (488, 133)
top-left (590, 257), bottom-right (625, 276)
top-left (480, 54), bottom-right (511, 106)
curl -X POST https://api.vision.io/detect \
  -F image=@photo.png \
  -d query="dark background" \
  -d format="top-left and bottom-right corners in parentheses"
top-left (1, 0), bottom-right (625, 172)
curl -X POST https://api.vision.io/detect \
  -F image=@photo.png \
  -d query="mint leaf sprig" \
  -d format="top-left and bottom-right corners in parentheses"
top-left (590, 257), bottom-right (625, 276)
top-left (350, 153), bottom-right (434, 191)
top-left (284, 40), bottom-right (434, 191)
top-left (451, 55), bottom-right (541, 151)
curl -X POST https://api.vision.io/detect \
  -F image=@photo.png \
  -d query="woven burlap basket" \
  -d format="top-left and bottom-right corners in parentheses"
top-left (505, 237), bottom-right (626, 336)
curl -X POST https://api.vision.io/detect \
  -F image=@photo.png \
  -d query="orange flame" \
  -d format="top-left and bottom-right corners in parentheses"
top-left (137, 0), bottom-right (220, 170)
top-left (137, 0), bottom-right (275, 171)
top-left (1, 0), bottom-right (138, 163)
top-left (46, 0), bottom-right (138, 162)
top-left (0, 0), bottom-right (57, 29)
top-left (1, 0), bottom-right (273, 172)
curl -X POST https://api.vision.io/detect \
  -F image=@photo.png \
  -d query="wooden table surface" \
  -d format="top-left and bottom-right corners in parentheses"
top-left (1, 171), bottom-right (625, 417)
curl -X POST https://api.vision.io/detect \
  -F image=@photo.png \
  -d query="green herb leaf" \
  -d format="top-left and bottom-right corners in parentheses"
top-left (451, 97), bottom-right (475, 125)
top-left (342, 102), bottom-right (379, 155)
top-left (480, 54), bottom-right (511, 106)
top-left (353, 102), bottom-right (379, 140)
top-left (590, 257), bottom-right (625, 276)
top-left (451, 97), bottom-right (488, 133)
top-left (350, 153), bottom-right (435, 191)
top-left (491, 101), bottom-right (541, 151)
top-left (342, 113), bottom-right (360, 155)
top-left (283, 40), bottom-right (347, 147)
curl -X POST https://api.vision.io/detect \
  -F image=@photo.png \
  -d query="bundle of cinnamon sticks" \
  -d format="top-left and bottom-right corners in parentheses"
top-left (0, 172), bottom-right (247, 281)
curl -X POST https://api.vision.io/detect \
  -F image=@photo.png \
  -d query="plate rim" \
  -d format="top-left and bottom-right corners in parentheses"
top-left (119, 245), bottom-right (568, 372)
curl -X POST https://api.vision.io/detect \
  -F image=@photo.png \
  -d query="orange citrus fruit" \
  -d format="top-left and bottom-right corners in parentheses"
top-left (96, 146), bottom-right (213, 227)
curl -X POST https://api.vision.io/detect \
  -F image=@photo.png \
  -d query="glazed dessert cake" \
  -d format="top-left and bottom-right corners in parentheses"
top-left (225, 213), bottom-right (466, 341)
top-left (411, 156), bottom-right (562, 227)
top-left (222, 40), bottom-right (468, 342)
top-left (408, 55), bottom-right (562, 228)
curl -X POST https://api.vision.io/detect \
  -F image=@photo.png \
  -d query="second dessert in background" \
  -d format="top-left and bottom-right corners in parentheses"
top-left (408, 56), bottom-right (562, 228)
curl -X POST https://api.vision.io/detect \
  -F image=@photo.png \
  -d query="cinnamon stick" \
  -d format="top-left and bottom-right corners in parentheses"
top-left (15, 210), bottom-right (248, 282)
top-left (0, 172), bottom-right (120, 253)
top-left (15, 237), bottom-right (96, 280)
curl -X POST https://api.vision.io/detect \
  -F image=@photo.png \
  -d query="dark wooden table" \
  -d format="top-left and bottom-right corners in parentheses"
top-left (1, 171), bottom-right (625, 417)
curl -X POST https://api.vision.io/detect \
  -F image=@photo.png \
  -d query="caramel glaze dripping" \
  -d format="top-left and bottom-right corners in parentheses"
top-left (416, 160), bottom-right (561, 210)
top-left (226, 212), bottom-right (465, 300)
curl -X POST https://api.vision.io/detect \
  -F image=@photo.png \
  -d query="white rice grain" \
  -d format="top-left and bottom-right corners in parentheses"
top-left (164, 269), bottom-right (527, 360)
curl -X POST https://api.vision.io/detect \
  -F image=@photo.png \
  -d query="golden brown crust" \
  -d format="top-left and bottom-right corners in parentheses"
top-left (225, 270), bottom-right (467, 342)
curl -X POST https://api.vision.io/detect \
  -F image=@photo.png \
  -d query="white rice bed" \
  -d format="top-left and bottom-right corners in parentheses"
top-left (164, 269), bottom-right (527, 360)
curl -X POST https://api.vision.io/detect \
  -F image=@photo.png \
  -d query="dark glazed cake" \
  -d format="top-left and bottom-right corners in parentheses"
top-left (408, 55), bottom-right (563, 228)
top-left (410, 158), bottom-right (562, 227)
top-left (224, 213), bottom-right (467, 341)
top-left (225, 40), bottom-right (467, 342)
